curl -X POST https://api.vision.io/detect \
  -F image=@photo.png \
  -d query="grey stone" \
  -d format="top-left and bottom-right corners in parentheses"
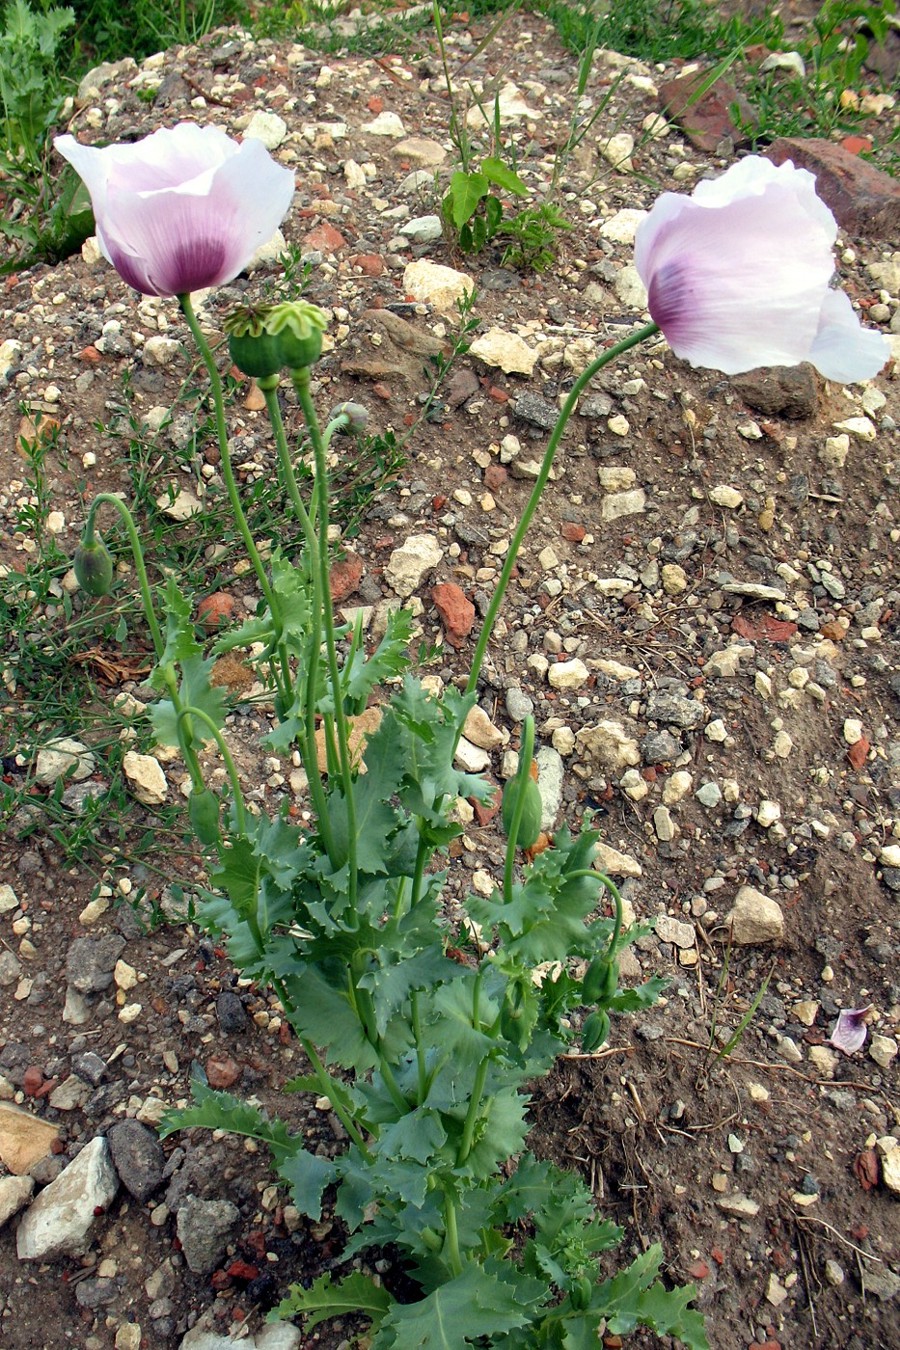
top-left (641, 730), bottom-right (681, 764)
top-left (72, 1051), bottom-right (107, 1086)
top-left (505, 687), bottom-right (534, 723)
top-left (860, 1264), bottom-right (900, 1301)
top-left (108, 1120), bottom-right (166, 1202)
top-left (66, 936), bottom-right (126, 994)
top-left (513, 391), bottom-right (559, 430)
top-left (645, 691), bottom-right (705, 730)
top-left (0, 949), bottom-right (21, 987)
top-left (175, 1196), bottom-right (241, 1275)
top-left (16, 1136), bottom-right (118, 1260)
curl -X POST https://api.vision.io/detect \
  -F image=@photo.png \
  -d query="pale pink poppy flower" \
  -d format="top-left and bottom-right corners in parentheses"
top-left (827, 1005), bottom-right (872, 1055)
top-left (634, 156), bottom-right (890, 384)
top-left (55, 122), bottom-right (294, 297)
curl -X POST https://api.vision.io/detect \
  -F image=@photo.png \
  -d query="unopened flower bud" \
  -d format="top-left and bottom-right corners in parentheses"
top-left (74, 537), bottom-right (114, 597)
top-left (327, 401), bottom-right (369, 435)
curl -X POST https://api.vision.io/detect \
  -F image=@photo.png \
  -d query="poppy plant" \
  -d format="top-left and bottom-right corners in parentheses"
top-left (55, 122), bottom-right (294, 297)
top-left (634, 155), bottom-right (890, 384)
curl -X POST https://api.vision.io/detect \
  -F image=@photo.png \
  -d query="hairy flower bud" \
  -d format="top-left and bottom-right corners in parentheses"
top-left (74, 537), bottom-right (114, 597)
top-left (327, 401), bottom-right (369, 435)
top-left (225, 300), bottom-right (328, 376)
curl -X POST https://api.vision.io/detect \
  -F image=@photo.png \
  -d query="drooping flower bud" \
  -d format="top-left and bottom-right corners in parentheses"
top-left (74, 536), bottom-right (114, 597)
top-left (327, 401), bottom-right (369, 435)
top-left (225, 300), bottom-right (328, 377)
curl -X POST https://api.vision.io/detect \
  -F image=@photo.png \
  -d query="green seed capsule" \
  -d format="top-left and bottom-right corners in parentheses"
top-left (582, 954), bottom-right (611, 1004)
top-left (581, 1010), bottom-right (610, 1054)
top-left (571, 1275), bottom-right (593, 1310)
top-left (188, 787), bottom-right (220, 846)
top-left (500, 774), bottom-right (543, 849)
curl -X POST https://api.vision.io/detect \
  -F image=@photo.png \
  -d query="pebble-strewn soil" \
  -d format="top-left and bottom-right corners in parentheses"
top-left (1, 7), bottom-right (899, 1350)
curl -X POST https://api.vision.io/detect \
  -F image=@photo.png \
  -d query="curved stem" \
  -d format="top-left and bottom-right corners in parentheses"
top-left (291, 365), bottom-right (359, 911)
top-left (465, 321), bottom-right (659, 696)
top-left (174, 705), bottom-right (248, 835)
top-left (178, 293), bottom-right (289, 701)
top-left (567, 868), bottom-right (624, 958)
top-left (84, 492), bottom-right (164, 659)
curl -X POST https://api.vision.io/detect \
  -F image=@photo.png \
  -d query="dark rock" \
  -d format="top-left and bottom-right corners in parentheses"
top-left (215, 990), bottom-right (249, 1034)
top-left (66, 936), bottom-right (126, 994)
top-left (641, 730), bottom-right (681, 764)
top-left (72, 1052), bottom-right (107, 1086)
top-left (513, 391), bottom-right (559, 430)
top-left (645, 691), bottom-right (705, 730)
top-left (730, 364), bottom-right (818, 419)
top-left (108, 1120), bottom-right (166, 1202)
top-left (766, 138), bottom-right (900, 241)
top-left (175, 1196), bottom-right (241, 1275)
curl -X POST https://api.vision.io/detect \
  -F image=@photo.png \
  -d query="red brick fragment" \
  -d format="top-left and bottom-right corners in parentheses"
top-left (658, 70), bottom-right (756, 151)
top-left (766, 137), bottom-right (900, 240)
top-left (351, 253), bottom-right (385, 276)
top-left (301, 221), bottom-right (346, 253)
top-left (560, 521), bottom-right (586, 542)
top-left (431, 582), bottom-right (475, 648)
top-left (205, 1055), bottom-right (241, 1090)
top-left (847, 736), bottom-right (870, 770)
top-left (329, 553), bottom-right (363, 603)
top-left (472, 783), bottom-right (502, 827)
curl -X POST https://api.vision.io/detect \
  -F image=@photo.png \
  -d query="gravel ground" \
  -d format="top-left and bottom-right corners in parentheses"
top-left (1, 8), bottom-right (899, 1349)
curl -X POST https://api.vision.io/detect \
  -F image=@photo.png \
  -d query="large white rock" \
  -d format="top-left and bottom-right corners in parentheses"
top-left (123, 751), bottom-right (168, 806)
top-left (244, 110), bottom-right (288, 148)
top-left (594, 842), bottom-right (642, 878)
top-left (17, 1136), bottom-right (118, 1259)
top-left (384, 534), bottom-right (442, 598)
top-left (469, 327), bottom-right (536, 376)
top-left (576, 720), bottom-right (640, 772)
top-left (725, 886), bottom-right (784, 945)
top-left (403, 260), bottom-right (474, 314)
top-left (0, 1175), bottom-right (34, 1228)
top-left (362, 110), bottom-right (405, 137)
top-left (35, 737), bottom-right (94, 786)
top-left (466, 81), bottom-right (542, 127)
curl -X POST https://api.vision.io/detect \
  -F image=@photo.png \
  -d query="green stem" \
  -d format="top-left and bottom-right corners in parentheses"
top-left (259, 378), bottom-right (338, 864)
top-left (502, 716), bottom-right (535, 904)
top-left (174, 705), bottom-right (248, 835)
top-left (291, 365), bottom-right (359, 912)
top-left (84, 493), bottom-right (164, 659)
top-left (285, 1015), bottom-right (373, 1161)
top-left (178, 293), bottom-right (290, 700)
top-left (456, 1054), bottom-right (490, 1167)
top-left (442, 1191), bottom-right (464, 1277)
top-left (411, 989), bottom-right (429, 1105)
top-left (466, 321), bottom-right (659, 697)
top-left (350, 972), bottom-right (409, 1115)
